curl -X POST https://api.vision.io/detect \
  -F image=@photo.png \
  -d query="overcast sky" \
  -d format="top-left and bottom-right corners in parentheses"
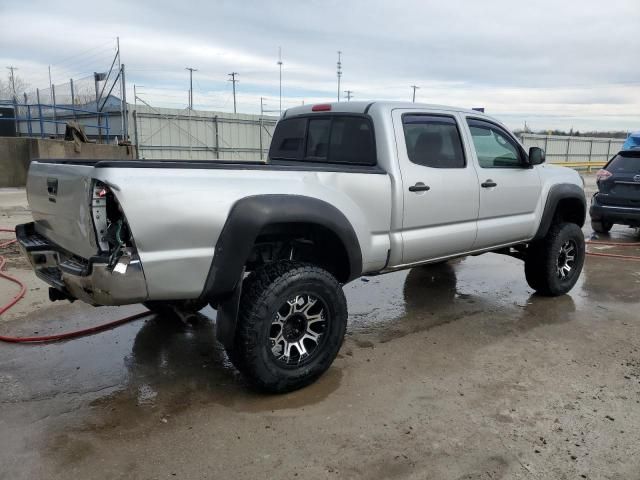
top-left (1, 0), bottom-right (638, 131)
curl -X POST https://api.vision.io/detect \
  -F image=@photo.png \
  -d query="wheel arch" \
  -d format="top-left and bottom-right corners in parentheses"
top-left (533, 184), bottom-right (586, 240)
top-left (201, 194), bottom-right (363, 304)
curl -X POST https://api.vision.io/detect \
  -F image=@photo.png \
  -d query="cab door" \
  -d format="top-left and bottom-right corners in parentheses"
top-left (392, 109), bottom-right (480, 264)
top-left (462, 117), bottom-right (542, 249)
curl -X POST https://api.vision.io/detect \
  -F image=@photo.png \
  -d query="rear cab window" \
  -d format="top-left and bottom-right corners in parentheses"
top-left (269, 115), bottom-right (376, 166)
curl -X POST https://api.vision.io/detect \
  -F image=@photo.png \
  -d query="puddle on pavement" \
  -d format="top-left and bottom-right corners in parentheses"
top-left (2, 241), bottom-right (640, 458)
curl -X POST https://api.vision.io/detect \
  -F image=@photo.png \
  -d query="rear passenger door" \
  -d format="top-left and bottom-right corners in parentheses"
top-left (393, 110), bottom-right (480, 264)
top-left (463, 117), bottom-right (542, 249)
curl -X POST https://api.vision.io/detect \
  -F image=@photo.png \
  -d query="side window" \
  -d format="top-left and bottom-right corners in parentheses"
top-left (467, 119), bottom-right (523, 168)
top-left (402, 115), bottom-right (465, 168)
top-left (269, 118), bottom-right (306, 160)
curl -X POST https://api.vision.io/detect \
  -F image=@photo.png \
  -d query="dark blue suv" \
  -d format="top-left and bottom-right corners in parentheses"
top-left (590, 150), bottom-right (640, 233)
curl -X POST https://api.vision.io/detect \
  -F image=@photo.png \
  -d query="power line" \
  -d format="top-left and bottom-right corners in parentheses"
top-left (344, 90), bottom-right (353, 101)
top-left (410, 85), bottom-right (420, 103)
top-left (228, 72), bottom-right (238, 114)
top-left (186, 67), bottom-right (197, 109)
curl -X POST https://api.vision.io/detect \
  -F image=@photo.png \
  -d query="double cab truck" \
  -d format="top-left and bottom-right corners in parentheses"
top-left (17, 101), bottom-right (587, 392)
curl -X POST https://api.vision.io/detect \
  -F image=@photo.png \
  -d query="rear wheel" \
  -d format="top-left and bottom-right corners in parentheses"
top-left (591, 219), bottom-right (613, 233)
top-left (229, 260), bottom-right (347, 393)
top-left (525, 222), bottom-right (585, 296)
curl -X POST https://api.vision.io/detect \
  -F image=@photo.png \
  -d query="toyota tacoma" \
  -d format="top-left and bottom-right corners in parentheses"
top-left (16, 101), bottom-right (587, 392)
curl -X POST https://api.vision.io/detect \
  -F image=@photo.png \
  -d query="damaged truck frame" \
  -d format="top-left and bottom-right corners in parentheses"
top-left (17, 101), bottom-right (587, 392)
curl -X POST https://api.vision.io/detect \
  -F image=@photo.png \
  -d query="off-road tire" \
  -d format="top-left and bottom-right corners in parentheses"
top-left (143, 299), bottom-right (207, 317)
top-left (229, 260), bottom-right (347, 393)
top-left (591, 220), bottom-right (613, 234)
top-left (525, 222), bottom-right (585, 296)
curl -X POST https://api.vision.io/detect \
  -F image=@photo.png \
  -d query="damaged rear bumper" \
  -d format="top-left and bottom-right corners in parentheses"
top-left (16, 222), bottom-right (148, 306)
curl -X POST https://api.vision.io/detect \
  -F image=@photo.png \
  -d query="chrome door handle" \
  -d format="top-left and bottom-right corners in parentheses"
top-left (409, 182), bottom-right (430, 192)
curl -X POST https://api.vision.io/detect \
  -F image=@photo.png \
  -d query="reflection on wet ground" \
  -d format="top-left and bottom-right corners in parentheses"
top-left (0, 252), bottom-right (632, 414)
top-left (1, 225), bottom-right (639, 474)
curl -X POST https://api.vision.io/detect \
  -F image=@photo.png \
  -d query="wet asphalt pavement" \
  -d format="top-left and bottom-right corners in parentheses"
top-left (1, 184), bottom-right (640, 479)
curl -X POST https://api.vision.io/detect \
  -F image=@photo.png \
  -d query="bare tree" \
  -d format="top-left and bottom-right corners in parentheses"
top-left (0, 71), bottom-right (30, 101)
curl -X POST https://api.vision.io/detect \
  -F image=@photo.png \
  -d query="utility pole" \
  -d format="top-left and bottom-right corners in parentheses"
top-left (344, 90), bottom-right (353, 101)
top-left (228, 72), bottom-right (238, 114)
top-left (186, 67), bottom-right (197, 110)
top-left (411, 85), bottom-right (419, 103)
top-left (277, 47), bottom-right (283, 114)
top-left (336, 51), bottom-right (342, 102)
top-left (6, 66), bottom-right (18, 103)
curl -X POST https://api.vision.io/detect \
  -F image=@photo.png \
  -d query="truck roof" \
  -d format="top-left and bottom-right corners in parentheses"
top-left (284, 101), bottom-right (495, 120)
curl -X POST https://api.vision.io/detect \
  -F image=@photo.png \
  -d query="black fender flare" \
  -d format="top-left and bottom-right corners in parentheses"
top-left (533, 183), bottom-right (586, 240)
top-left (202, 195), bottom-right (362, 349)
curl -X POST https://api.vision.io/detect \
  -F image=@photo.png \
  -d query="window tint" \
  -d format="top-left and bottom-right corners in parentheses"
top-left (270, 115), bottom-right (376, 165)
top-left (467, 119), bottom-right (522, 168)
top-left (606, 154), bottom-right (640, 173)
top-left (402, 115), bottom-right (465, 168)
top-left (269, 118), bottom-right (306, 160)
top-left (305, 118), bottom-right (331, 160)
top-left (328, 117), bottom-right (374, 165)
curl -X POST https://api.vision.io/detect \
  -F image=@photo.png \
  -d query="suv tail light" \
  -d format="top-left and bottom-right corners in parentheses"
top-left (312, 104), bottom-right (332, 112)
top-left (596, 169), bottom-right (612, 181)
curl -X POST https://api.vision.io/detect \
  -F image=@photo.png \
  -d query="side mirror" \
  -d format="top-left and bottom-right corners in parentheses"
top-left (528, 146), bottom-right (545, 166)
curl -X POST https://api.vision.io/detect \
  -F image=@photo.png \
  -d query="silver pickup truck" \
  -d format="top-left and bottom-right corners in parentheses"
top-left (17, 101), bottom-right (586, 392)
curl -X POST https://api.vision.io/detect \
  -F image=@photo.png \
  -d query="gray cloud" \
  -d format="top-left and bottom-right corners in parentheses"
top-left (1, 0), bottom-right (638, 130)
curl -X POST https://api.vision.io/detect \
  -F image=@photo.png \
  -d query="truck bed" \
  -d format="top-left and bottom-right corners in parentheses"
top-left (35, 158), bottom-right (387, 174)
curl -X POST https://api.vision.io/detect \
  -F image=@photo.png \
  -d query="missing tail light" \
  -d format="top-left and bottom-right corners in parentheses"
top-left (91, 181), bottom-right (135, 268)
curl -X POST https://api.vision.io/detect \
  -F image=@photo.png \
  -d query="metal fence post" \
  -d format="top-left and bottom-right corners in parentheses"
top-left (36, 88), bottom-right (44, 138)
top-left (120, 64), bottom-right (128, 141)
top-left (214, 115), bottom-right (219, 159)
top-left (70, 78), bottom-right (78, 122)
top-left (52, 84), bottom-right (59, 136)
top-left (565, 137), bottom-right (570, 163)
top-left (587, 139), bottom-right (594, 171)
top-left (24, 93), bottom-right (32, 136)
top-left (607, 139), bottom-right (612, 162)
top-left (133, 110), bottom-right (140, 159)
top-left (259, 115), bottom-right (263, 160)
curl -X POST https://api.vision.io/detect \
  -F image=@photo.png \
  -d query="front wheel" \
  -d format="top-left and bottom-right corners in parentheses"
top-left (229, 260), bottom-right (347, 393)
top-left (524, 222), bottom-right (585, 296)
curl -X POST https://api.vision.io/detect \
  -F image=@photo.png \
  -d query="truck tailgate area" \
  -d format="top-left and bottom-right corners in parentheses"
top-left (26, 162), bottom-right (99, 260)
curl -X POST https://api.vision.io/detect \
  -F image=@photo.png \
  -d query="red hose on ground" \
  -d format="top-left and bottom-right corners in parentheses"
top-left (0, 227), bottom-right (150, 343)
top-left (0, 229), bottom-right (26, 316)
top-left (585, 238), bottom-right (640, 261)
